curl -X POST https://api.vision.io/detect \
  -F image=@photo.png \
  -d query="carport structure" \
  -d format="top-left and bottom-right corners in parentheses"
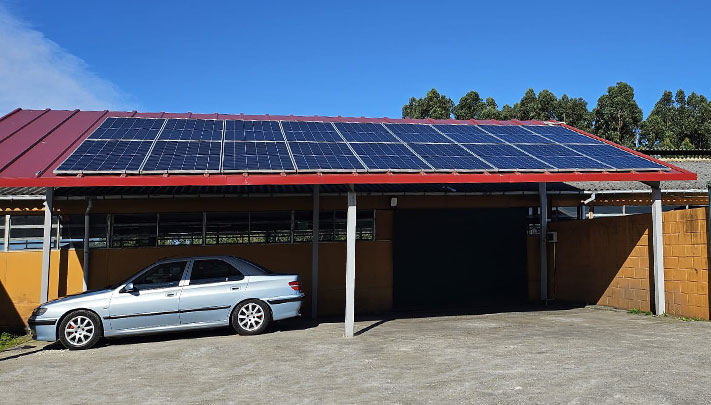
top-left (0, 109), bottom-right (696, 336)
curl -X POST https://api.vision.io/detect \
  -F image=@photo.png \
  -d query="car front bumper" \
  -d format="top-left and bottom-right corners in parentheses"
top-left (28, 317), bottom-right (58, 341)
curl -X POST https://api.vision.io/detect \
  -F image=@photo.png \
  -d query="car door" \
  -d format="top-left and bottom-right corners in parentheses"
top-left (179, 258), bottom-right (248, 325)
top-left (108, 260), bottom-right (189, 332)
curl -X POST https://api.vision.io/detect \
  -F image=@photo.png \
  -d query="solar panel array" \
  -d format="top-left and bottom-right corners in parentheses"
top-left (55, 117), bottom-right (669, 174)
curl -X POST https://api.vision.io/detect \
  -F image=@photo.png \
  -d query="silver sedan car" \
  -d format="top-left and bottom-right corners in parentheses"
top-left (28, 256), bottom-right (304, 350)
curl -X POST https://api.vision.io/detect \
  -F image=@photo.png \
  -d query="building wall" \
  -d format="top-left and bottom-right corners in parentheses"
top-left (530, 207), bottom-right (710, 319)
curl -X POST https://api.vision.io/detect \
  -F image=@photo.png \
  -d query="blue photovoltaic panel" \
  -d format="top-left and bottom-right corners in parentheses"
top-left (288, 141), bottom-right (364, 170)
top-left (350, 143), bottom-right (429, 170)
top-left (142, 141), bottom-right (221, 172)
top-left (433, 124), bottom-right (504, 143)
top-left (384, 123), bottom-right (451, 143)
top-left (523, 125), bottom-right (599, 144)
top-left (88, 117), bottom-right (164, 140)
top-left (334, 122), bottom-right (399, 143)
top-left (225, 120), bottom-right (283, 141)
top-left (463, 144), bottom-right (552, 170)
top-left (55, 140), bottom-right (152, 172)
top-left (222, 141), bottom-right (294, 172)
top-left (409, 143), bottom-right (492, 170)
top-left (567, 144), bottom-right (667, 170)
top-left (478, 124), bottom-right (554, 144)
top-left (515, 144), bottom-right (611, 169)
top-left (158, 119), bottom-right (223, 141)
top-left (282, 121), bottom-right (343, 142)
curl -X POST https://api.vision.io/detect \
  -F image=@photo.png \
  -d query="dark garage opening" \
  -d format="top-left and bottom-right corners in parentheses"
top-left (393, 208), bottom-right (529, 310)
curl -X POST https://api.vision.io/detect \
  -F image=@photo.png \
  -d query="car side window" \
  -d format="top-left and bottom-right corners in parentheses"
top-left (132, 261), bottom-right (187, 290)
top-left (189, 259), bottom-right (244, 285)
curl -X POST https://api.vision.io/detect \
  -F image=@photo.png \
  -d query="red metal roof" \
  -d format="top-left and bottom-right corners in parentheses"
top-left (0, 108), bottom-right (696, 187)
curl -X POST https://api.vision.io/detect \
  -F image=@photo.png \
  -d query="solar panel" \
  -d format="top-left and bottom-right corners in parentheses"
top-left (409, 143), bottom-right (492, 171)
top-left (288, 141), bottom-right (364, 171)
top-left (433, 124), bottom-right (504, 143)
top-left (384, 123), bottom-right (451, 143)
top-left (55, 117), bottom-right (671, 175)
top-left (55, 140), bottom-right (152, 172)
top-left (463, 144), bottom-right (552, 170)
top-left (350, 143), bottom-right (429, 170)
top-left (158, 119), bottom-right (223, 141)
top-left (222, 141), bottom-right (294, 172)
top-left (524, 125), bottom-right (599, 144)
top-left (88, 118), bottom-right (164, 140)
top-left (225, 120), bottom-right (283, 141)
top-left (142, 141), bottom-right (221, 172)
top-left (334, 122), bottom-right (398, 143)
top-left (282, 121), bottom-right (342, 142)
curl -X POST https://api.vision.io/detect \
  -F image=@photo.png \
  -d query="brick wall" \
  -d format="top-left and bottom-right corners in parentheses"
top-left (532, 207), bottom-right (710, 319)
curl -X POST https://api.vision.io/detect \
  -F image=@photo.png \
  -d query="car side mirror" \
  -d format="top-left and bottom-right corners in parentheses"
top-left (122, 282), bottom-right (136, 293)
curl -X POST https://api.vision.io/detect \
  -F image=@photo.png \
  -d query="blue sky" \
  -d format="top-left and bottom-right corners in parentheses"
top-left (1, 1), bottom-right (710, 118)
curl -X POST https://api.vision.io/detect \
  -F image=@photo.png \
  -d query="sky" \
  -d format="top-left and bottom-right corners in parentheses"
top-left (1, 1), bottom-right (710, 118)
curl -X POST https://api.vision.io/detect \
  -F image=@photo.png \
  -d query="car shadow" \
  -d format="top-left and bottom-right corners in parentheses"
top-left (97, 317), bottom-right (321, 348)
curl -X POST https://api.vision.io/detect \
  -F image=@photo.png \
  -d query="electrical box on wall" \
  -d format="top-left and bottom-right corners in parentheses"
top-left (547, 232), bottom-right (558, 243)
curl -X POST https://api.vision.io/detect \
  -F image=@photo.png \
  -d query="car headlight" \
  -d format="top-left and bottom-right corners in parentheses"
top-left (32, 307), bottom-right (48, 317)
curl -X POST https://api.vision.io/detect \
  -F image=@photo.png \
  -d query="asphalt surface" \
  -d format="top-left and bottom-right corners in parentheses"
top-left (2, 306), bottom-right (711, 404)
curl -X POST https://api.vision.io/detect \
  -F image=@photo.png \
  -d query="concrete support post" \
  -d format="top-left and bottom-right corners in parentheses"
top-left (311, 185), bottom-right (319, 319)
top-left (651, 186), bottom-right (666, 315)
top-left (539, 182), bottom-right (548, 301)
top-left (40, 188), bottom-right (54, 304)
top-left (82, 199), bottom-right (93, 292)
top-left (345, 186), bottom-right (356, 338)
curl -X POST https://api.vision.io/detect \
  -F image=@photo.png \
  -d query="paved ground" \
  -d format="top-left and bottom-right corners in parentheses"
top-left (2, 306), bottom-right (711, 404)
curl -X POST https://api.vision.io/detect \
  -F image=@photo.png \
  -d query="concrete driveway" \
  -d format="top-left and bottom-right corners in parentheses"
top-left (2, 306), bottom-right (711, 404)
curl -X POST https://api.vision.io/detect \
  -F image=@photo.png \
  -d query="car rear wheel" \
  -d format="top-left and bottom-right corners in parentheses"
top-left (58, 310), bottom-right (103, 350)
top-left (231, 300), bottom-right (271, 335)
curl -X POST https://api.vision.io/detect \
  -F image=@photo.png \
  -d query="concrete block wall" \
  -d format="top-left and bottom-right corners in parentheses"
top-left (534, 207), bottom-right (710, 319)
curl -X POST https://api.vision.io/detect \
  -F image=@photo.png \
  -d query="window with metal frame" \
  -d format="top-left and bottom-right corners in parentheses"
top-left (0, 215), bottom-right (6, 251)
top-left (59, 214), bottom-right (108, 249)
top-left (111, 213), bottom-right (157, 248)
top-left (189, 259), bottom-right (244, 285)
top-left (248, 211), bottom-right (292, 243)
top-left (8, 215), bottom-right (58, 251)
top-left (132, 261), bottom-right (187, 290)
top-left (158, 212), bottom-right (203, 246)
top-left (205, 212), bottom-right (249, 244)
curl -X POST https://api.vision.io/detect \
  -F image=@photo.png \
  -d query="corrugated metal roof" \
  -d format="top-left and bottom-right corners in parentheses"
top-left (0, 108), bottom-right (696, 188)
top-left (567, 160), bottom-right (711, 192)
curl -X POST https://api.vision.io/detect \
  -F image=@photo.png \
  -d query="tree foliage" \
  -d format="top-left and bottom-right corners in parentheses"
top-left (592, 82), bottom-right (643, 147)
top-left (402, 88), bottom-right (454, 119)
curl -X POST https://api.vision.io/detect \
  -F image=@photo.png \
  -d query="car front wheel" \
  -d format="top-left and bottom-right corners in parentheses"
top-left (231, 300), bottom-right (271, 335)
top-left (58, 310), bottom-right (103, 350)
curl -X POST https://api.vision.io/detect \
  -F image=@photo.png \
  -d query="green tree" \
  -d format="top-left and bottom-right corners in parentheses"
top-left (479, 97), bottom-right (501, 120)
top-left (402, 88), bottom-right (454, 119)
top-left (517, 88), bottom-right (539, 120)
top-left (680, 137), bottom-right (694, 150)
top-left (501, 104), bottom-right (516, 120)
top-left (537, 89), bottom-right (558, 120)
top-left (639, 90), bottom-right (674, 147)
top-left (685, 92), bottom-right (711, 149)
top-left (592, 82), bottom-right (643, 147)
top-left (453, 91), bottom-right (485, 120)
top-left (554, 94), bottom-right (592, 131)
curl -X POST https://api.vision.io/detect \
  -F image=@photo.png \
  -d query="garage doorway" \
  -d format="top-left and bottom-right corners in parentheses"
top-left (393, 208), bottom-right (528, 310)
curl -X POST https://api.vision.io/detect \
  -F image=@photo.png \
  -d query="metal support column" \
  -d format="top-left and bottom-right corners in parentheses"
top-left (40, 188), bottom-right (54, 304)
top-left (311, 185), bottom-right (320, 319)
top-left (82, 199), bottom-right (93, 292)
top-left (345, 185), bottom-right (356, 338)
top-left (3, 215), bottom-right (9, 252)
top-left (651, 186), bottom-right (666, 315)
top-left (539, 183), bottom-right (548, 301)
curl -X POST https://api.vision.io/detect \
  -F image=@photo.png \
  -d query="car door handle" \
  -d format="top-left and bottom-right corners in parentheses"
top-left (166, 293), bottom-right (176, 297)
top-left (231, 286), bottom-right (240, 291)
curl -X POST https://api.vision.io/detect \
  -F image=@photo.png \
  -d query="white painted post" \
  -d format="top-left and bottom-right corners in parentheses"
top-left (651, 186), bottom-right (666, 315)
top-left (40, 188), bottom-right (54, 304)
top-left (311, 185), bottom-right (320, 319)
top-left (3, 215), bottom-right (9, 252)
top-left (345, 186), bottom-right (356, 337)
top-left (539, 182), bottom-right (548, 301)
top-left (82, 199), bottom-right (93, 292)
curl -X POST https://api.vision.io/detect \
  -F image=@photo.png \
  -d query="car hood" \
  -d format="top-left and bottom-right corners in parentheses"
top-left (44, 288), bottom-right (113, 307)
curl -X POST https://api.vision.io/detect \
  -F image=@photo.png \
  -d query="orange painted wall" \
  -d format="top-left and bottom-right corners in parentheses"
top-left (529, 208), bottom-right (710, 319)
